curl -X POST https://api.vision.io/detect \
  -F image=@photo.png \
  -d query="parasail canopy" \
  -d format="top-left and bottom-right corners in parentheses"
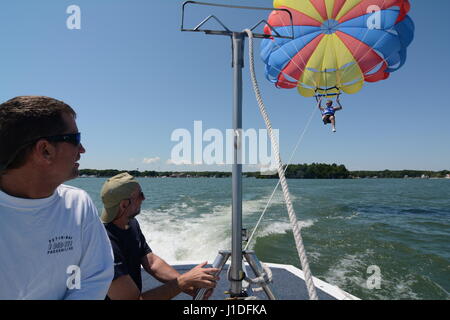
top-left (261, 0), bottom-right (415, 98)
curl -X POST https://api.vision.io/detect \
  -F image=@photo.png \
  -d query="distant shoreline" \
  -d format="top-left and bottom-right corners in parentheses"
top-left (79, 164), bottom-right (450, 180)
top-left (78, 175), bottom-right (450, 180)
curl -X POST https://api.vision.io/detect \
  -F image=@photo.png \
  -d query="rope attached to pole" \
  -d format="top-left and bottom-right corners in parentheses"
top-left (244, 104), bottom-right (317, 252)
top-left (244, 29), bottom-right (318, 300)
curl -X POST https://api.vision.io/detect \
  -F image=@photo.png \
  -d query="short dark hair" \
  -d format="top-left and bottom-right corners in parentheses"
top-left (0, 96), bottom-right (76, 171)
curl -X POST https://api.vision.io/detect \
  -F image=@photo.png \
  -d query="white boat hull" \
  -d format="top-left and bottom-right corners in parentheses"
top-left (141, 262), bottom-right (359, 300)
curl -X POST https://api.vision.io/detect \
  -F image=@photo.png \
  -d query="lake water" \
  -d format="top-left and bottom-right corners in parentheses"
top-left (67, 177), bottom-right (450, 300)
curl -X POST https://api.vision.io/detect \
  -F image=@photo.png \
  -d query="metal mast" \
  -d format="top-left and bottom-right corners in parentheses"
top-left (181, 1), bottom-right (293, 298)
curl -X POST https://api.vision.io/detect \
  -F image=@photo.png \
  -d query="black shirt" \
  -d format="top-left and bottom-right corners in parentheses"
top-left (104, 218), bottom-right (152, 293)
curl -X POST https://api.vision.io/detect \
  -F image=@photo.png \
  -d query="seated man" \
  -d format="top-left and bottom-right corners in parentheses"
top-left (101, 173), bottom-right (219, 300)
top-left (317, 95), bottom-right (343, 132)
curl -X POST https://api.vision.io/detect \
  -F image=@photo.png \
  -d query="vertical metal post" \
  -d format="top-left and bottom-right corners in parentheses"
top-left (181, 1), bottom-right (294, 300)
top-left (230, 32), bottom-right (244, 297)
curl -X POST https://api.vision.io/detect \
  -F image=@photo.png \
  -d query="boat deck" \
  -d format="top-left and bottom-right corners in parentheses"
top-left (141, 262), bottom-right (359, 300)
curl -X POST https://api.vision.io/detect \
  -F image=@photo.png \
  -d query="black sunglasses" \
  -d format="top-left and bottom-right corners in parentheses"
top-left (125, 192), bottom-right (145, 205)
top-left (0, 133), bottom-right (82, 171)
top-left (43, 133), bottom-right (81, 146)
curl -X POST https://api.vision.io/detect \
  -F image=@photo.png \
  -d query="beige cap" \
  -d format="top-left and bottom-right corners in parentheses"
top-left (100, 172), bottom-right (140, 223)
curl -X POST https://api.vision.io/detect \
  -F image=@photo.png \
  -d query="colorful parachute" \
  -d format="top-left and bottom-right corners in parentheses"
top-left (261, 0), bottom-right (415, 97)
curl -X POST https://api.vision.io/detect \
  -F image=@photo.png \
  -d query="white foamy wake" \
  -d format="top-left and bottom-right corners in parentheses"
top-left (324, 252), bottom-right (370, 290)
top-left (254, 219), bottom-right (316, 237)
top-left (323, 249), bottom-right (421, 299)
top-left (137, 205), bottom-right (231, 264)
top-left (137, 194), bottom-right (314, 264)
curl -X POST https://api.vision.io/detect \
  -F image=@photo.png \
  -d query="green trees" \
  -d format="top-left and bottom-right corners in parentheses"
top-left (78, 166), bottom-right (448, 179)
top-left (349, 170), bottom-right (449, 178)
top-left (248, 163), bottom-right (350, 179)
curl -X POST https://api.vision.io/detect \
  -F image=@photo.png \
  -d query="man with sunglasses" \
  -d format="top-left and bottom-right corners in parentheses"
top-left (0, 96), bottom-right (114, 299)
top-left (101, 173), bottom-right (219, 300)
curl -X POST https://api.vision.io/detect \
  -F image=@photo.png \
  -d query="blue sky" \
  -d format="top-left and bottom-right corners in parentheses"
top-left (0, 0), bottom-right (449, 171)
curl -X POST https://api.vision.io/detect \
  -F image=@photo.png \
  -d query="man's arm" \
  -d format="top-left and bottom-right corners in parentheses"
top-left (142, 253), bottom-right (219, 297)
top-left (107, 261), bottom-right (219, 300)
top-left (141, 252), bottom-right (180, 283)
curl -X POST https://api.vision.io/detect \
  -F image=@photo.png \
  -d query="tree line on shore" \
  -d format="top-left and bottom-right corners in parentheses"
top-left (79, 164), bottom-right (450, 179)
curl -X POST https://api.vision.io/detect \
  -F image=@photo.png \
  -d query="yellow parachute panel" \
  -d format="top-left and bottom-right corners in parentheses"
top-left (274, 0), bottom-right (325, 23)
top-left (341, 81), bottom-right (364, 94)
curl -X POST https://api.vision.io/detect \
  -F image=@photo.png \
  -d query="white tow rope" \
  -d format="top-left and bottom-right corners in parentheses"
top-left (244, 29), bottom-right (318, 300)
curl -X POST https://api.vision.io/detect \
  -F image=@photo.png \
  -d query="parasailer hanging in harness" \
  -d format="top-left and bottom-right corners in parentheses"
top-left (317, 95), bottom-right (342, 132)
top-left (260, 0), bottom-right (415, 131)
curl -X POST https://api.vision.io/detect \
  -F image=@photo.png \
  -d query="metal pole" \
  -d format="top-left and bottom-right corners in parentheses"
top-left (230, 32), bottom-right (244, 297)
top-left (180, 1), bottom-right (294, 299)
top-left (194, 251), bottom-right (231, 300)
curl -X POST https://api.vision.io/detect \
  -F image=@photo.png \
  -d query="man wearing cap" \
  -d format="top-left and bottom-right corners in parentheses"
top-left (0, 96), bottom-right (114, 300)
top-left (101, 173), bottom-right (219, 300)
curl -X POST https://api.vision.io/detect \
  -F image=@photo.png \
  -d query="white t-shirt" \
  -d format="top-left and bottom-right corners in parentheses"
top-left (0, 184), bottom-right (114, 300)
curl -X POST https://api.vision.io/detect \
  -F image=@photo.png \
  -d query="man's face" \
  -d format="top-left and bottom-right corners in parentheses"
top-left (126, 186), bottom-right (145, 219)
top-left (51, 113), bottom-right (86, 182)
top-left (326, 101), bottom-right (333, 107)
